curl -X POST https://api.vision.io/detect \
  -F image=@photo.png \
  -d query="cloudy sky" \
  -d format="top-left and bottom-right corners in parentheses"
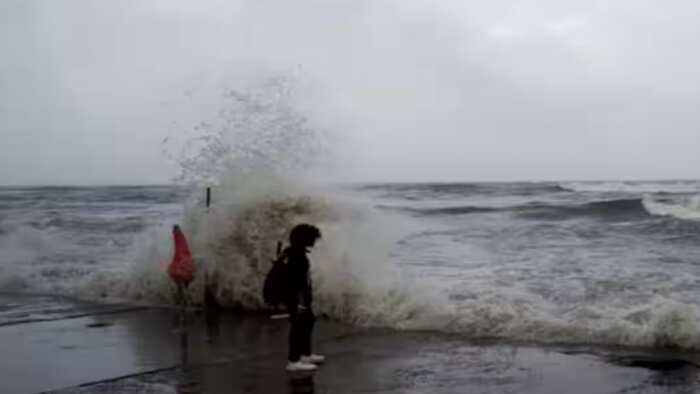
top-left (2, 0), bottom-right (699, 185)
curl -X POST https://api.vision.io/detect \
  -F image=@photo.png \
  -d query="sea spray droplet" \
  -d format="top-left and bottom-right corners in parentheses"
top-left (166, 76), bottom-right (327, 185)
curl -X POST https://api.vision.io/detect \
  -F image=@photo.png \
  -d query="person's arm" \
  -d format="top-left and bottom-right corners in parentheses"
top-left (298, 255), bottom-right (312, 309)
top-left (287, 250), bottom-right (310, 310)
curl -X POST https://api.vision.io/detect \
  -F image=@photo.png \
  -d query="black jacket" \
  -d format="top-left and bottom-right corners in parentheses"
top-left (285, 246), bottom-right (313, 311)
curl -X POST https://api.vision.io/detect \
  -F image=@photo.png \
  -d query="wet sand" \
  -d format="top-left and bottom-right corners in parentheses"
top-left (1, 294), bottom-right (699, 394)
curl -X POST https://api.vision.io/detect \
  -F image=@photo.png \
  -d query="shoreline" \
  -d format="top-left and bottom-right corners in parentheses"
top-left (0, 294), bottom-right (698, 393)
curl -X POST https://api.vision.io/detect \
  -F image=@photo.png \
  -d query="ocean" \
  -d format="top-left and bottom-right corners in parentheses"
top-left (2, 180), bottom-right (700, 350)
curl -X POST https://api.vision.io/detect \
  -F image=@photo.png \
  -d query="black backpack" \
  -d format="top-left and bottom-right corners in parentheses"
top-left (263, 242), bottom-right (288, 306)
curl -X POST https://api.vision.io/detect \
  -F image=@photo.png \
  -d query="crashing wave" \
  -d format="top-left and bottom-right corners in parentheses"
top-left (86, 77), bottom-right (437, 328)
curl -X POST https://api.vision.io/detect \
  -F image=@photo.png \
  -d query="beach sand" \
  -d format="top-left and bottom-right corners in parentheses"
top-left (1, 294), bottom-right (698, 394)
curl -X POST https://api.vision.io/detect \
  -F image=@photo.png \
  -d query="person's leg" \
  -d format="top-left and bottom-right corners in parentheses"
top-left (286, 310), bottom-right (318, 371)
top-left (288, 312), bottom-right (303, 362)
top-left (301, 310), bottom-right (316, 356)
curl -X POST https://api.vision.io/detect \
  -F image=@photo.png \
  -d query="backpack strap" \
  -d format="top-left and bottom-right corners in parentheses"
top-left (276, 241), bottom-right (283, 258)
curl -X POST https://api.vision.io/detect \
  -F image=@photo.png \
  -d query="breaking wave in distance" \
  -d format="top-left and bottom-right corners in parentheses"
top-left (642, 195), bottom-right (700, 221)
top-left (385, 197), bottom-right (700, 223)
top-left (559, 181), bottom-right (700, 222)
top-left (560, 181), bottom-right (700, 194)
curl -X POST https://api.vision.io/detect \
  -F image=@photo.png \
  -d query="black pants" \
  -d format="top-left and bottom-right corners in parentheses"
top-left (288, 309), bottom-right (315, 362)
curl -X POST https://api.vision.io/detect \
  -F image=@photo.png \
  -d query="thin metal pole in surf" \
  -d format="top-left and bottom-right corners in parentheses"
top-left (206, 187), bottom-right (211, 210)
top-left (203, 186), bottom-right (221, 342)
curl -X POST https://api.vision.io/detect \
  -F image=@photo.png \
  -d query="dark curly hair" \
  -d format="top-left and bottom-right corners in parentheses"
top-left (289, 224), bottom-right (322, 247)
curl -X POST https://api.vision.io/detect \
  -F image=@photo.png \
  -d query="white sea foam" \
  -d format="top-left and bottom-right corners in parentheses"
top-left (0, 224), bottom-right (65, 291)
top-left (643, 195), bottom-right (700, 220)
top-left (441, 295), bottom-right (700, 349)
top-left (89, 172), bottom-right (437, 326)
top-left (561, 181), bottom-right (700, 194)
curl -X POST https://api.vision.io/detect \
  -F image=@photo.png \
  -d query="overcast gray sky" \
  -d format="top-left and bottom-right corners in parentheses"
top-left (2, 0), bottom-right (700, 185)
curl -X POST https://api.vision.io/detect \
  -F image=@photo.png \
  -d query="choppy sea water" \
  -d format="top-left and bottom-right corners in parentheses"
top-left (2, 180), bottom-right (700, 349)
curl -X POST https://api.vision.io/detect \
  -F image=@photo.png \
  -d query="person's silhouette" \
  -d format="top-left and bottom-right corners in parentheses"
top-left (284, 224), bottom-right (324, 372)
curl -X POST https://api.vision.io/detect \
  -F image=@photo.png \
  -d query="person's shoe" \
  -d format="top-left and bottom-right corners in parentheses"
top-left (286, 361), bottom-right (317, 372)
top-left (300, 354), bottom-right (325, 364)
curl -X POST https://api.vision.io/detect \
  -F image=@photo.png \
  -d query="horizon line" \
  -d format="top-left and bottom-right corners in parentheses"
top-left (1, 177), bottom-right (699, 188)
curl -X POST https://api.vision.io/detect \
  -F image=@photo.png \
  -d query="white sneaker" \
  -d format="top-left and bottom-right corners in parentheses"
top-left (300, 354), bottom-right (325, 364)
top-left (286, 361), bottom-right (317, 372)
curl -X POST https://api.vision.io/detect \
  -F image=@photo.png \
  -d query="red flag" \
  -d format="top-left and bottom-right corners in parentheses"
top-left (168, 225), bottom-right (195, 285)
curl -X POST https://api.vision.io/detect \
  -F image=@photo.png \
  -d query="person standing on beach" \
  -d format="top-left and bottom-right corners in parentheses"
top-left (285, 224), bottom-right (325, 372)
